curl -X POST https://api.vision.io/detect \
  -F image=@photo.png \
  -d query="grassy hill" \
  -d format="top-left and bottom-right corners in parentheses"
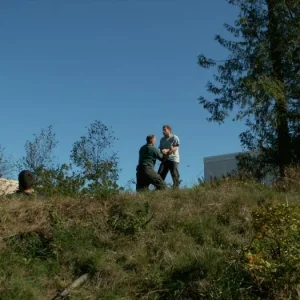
top-left (1, 178), bottom-right (300, 299)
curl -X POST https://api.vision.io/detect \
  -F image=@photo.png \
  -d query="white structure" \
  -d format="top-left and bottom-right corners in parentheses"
top-left (203, 152), bottom-right (242, 182)
top-left (203, 152), bottom-right (274, 184)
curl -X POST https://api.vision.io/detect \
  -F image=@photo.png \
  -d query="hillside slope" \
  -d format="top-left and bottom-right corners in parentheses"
top-left (1, 180), bottom-right (299, 299)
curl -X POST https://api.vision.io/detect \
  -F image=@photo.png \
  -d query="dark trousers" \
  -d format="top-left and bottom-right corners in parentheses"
top-left (158, 160), bottom-right (180, 188)
top-left (136, 166), bottom-right (167, 192)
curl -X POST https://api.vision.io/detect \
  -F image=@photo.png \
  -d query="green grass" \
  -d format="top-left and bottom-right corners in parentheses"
top-left (0, 178), bottom-right (300, 299)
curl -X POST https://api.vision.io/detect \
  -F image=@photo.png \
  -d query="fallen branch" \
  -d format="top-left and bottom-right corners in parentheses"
top-left (51, 273), bottom-right (89, 300)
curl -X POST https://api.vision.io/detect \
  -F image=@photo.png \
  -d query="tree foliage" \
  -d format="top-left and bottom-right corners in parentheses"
top-left (34, 164), bottom-right (85, 197)
top-left (71, 120), bottom-right (119, 191)
top-left (20, 125), bottom-right (57, 172)
top-left (198, 0), bottom-right (300, 178)
top-left (0, 145), bottom-right (14, 178)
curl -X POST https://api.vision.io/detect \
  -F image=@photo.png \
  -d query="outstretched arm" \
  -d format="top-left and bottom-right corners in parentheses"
top-left (157, 152), bottom-right (164, 161)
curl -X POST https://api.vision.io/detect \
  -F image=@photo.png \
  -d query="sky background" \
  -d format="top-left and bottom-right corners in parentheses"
top-left (0, 0), bottom-right (245, 187)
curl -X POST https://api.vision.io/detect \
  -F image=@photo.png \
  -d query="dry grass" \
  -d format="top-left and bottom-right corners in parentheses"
top-left (0, 180), bottom-right (299, 299)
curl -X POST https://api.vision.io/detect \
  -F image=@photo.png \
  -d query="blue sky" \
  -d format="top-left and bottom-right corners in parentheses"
top-left (0, 0), bottom-right (245, 187)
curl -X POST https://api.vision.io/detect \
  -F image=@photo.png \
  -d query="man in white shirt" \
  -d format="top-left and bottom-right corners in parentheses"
top-left (158, 125), bottom-right (180, 188)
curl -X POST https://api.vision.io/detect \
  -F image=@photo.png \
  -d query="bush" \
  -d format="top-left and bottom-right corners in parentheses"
top-left (34, 164), bottom-right (85, 197)
top-left (274, 166), bottom-right (300, 193)
top-left (246, 202), bottom-right (300, 298)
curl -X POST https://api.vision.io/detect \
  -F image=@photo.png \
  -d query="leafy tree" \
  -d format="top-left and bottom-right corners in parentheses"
top-left (17, 126), bottom-right (58, 191)
top-left (20, 125), bottom-right (57, 172)
top-left (0, 145), bottom-right (14, 178)
top-left (71, 120), bottom-right (119, 191)
top-left (34, 164), bottom-right (85, 197)
top-left (198, 0), bottom-right (300, 178)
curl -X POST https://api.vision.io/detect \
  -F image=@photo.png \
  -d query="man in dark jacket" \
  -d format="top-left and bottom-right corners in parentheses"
top-left (9, 170), bottom-right (36, 199)
top-left (136, 135), bottom-right (167, 192)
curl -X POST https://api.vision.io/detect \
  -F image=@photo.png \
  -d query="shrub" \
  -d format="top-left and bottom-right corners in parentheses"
top-left (245, 202), bottom-right (300, 298)
top-left (34, 164), bottom-right (85, 197)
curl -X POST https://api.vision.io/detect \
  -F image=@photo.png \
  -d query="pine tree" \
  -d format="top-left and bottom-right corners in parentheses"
top-left (198, 0), bottom-right (300, 178)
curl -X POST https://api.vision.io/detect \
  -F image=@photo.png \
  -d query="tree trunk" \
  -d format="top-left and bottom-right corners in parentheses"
top-left (266, 0), bottom-right (291, 178)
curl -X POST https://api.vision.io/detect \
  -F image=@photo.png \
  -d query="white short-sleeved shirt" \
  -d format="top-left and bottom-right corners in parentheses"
top-left (159, 134), bottom-right (180, 163)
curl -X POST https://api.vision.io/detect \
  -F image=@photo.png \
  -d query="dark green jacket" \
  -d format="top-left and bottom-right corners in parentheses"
top-left (137, 144), bottom-right (163, 170)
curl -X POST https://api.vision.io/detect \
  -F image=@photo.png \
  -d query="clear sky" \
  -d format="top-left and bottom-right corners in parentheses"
top-left (0, 0), bottom-right (245, 187)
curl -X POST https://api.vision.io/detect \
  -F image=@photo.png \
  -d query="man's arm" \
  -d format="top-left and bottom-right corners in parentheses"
top-left (159, 137), bottom-right (172, 155)
top-left (169, 146), bottom-right (178, 154)
top-left (169, 136), bottom-right (180, 154)
top-left (156, 148), bottom-right (164, 161)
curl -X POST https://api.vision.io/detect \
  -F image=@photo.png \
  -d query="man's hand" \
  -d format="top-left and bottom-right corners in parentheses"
top-left (162, 149), bottom-right (170, 155)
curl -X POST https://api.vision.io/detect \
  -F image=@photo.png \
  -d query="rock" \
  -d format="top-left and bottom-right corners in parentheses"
top-left (0, 178), bottom-right (18, 196)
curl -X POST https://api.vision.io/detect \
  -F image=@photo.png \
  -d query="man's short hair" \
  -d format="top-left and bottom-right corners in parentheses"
top-left (163, 125), bottom-right (172, 132)
top-left (146, 134), bottom-right (155, 144)
top-left (18, 170), bottom-right (35, 190)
